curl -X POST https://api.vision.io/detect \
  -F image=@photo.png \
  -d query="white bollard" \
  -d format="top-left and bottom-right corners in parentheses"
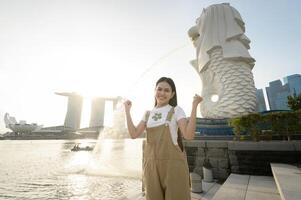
top-left (190, 172), bottom-right (203, 193)
top-left (203, 167), bottom-right (213, 182)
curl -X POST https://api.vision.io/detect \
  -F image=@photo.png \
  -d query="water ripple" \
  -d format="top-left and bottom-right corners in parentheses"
top-left (0, 139), bottom-right (144, 200)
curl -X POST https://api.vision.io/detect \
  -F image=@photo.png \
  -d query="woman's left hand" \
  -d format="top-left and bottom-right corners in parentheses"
top-left (193, 94), bottom-right (203, 106)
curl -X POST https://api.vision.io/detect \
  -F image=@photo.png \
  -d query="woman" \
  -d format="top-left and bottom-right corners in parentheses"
top-left (124, 77), bottom-right (203, 200)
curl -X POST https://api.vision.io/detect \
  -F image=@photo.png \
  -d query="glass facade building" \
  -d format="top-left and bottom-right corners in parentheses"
top-left (255, 89), bottom-right (267, 112)
top-left (283, 74), bottom-right (301, 96)
top-left (265, 74), bottom-right (301, 110)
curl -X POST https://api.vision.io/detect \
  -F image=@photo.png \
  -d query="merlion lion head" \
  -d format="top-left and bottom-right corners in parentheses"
top-left (188, 3), bottom-right (256, 119)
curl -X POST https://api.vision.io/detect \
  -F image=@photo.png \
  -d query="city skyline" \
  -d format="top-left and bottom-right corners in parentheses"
top-left (265, 73), bottom-right (301, 111)
top-left (1, 0), bottom-right (301, 133)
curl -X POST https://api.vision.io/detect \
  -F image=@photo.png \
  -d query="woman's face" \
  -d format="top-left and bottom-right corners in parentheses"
top-left (155, 81), bottom-right (174, 107)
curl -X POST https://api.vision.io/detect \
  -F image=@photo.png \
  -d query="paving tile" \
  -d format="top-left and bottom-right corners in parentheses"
top-left (245, 190), bottom-right (281, 200)
top-left (271, 163), bottom-right (301, 200)
top-left (200, 183), bottom-right (221, 200)
top-left (222, 174), bottom-right (249, 190)
top-left (212, 187), bottom-right (246, 200)
top-left (248, 175), bottom-right (279, 194)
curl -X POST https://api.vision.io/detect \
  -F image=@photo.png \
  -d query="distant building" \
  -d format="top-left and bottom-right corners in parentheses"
top-left (266, 80), bottom-right (282, 110)
top-left (56, 92), bottom-right (83, 130)
top-left (275, 86), bottom-right (290, 110)
top-left (265, 74), bottom-right (301, 110)
top-left (3, 113), bottom-right (42, 134)
top-left (283, 74), bottom-right (301, 96)
top-left (255, 89), bottom-right (267, 112)
top-left (89, 96), bottom-right (121, 128)
top-left (89, 97), bottom-right (106, 128)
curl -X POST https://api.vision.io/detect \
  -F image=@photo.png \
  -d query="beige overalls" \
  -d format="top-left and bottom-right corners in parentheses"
top-left (143, 107), bottom-right (191, 200)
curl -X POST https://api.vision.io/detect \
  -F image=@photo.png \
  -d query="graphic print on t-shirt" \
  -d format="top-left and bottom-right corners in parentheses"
top-left (152, 112), bottom-right (162, 121)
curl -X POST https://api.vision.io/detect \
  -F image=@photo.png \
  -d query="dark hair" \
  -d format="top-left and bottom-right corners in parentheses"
top-left (155, 77), bottom-right (178, 107)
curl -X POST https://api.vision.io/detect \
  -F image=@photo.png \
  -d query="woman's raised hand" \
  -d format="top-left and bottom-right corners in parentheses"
top-left (193, 94), bottom-right (203, 106)
top-left (123, 100), bottom-right (132, 112)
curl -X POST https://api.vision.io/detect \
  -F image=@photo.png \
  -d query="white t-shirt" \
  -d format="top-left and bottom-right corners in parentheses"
top-left (141, 104), bottom-right (186, 145)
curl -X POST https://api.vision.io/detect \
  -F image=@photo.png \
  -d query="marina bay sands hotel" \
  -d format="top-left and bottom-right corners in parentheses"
top-left (56, 92), bottom-right (121, 131)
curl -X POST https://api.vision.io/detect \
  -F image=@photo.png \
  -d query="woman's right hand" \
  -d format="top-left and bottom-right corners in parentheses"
top-left (123, 100), bottom-right (132, 112)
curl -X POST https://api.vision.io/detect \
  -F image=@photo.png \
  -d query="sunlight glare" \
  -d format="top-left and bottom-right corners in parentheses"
top-left (211, 94), bottom-right (219, 102)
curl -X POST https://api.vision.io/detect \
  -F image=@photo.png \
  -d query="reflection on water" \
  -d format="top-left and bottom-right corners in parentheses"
top-left (0, 139), bottom-right (144, 200)
top-left (65, 139), bottom-right (143, 179)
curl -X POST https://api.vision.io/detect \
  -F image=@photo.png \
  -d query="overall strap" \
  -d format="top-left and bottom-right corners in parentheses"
top-left (166, 107), bottom-right (184, 152)
top-left (145, 111), bottom-right (150, 123)
top-left (166, 107), bottom-right (175, 122)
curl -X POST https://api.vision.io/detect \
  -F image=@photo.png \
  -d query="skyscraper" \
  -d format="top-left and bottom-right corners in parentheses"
top-left (266, 80), bottom-right (284, 110)
top-left (89, 97), bottom-right (105, 128)
top-left (56, 92), bottom-right (83, 130)
top-left (265, 74), bottom-right (301, 110)
top-left (89, 96), bottom-right (121, 128)
top-left (283, 74), bottom-right (301, 97)
top-left (255, 89), bottom-right (267, 112)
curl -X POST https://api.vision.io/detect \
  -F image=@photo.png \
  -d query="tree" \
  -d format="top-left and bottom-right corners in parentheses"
top-left (287, 94), bottom-right (301, 111)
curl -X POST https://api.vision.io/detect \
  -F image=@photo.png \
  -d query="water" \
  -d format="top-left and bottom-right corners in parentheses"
top-left (0, 139), bottom-right (144, 200)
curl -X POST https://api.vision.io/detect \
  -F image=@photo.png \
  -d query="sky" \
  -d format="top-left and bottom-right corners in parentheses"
top-left (0, 0), bottom-right (301, 133)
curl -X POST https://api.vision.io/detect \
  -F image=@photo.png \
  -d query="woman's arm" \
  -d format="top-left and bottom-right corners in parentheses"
top-left (124, 100), bottom-right (146, 139)
top-left (178, 94), bottom-right (203, 140)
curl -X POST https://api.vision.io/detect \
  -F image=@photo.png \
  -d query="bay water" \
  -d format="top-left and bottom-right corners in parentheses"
top-left (0, 139), bottom-right (144, 200)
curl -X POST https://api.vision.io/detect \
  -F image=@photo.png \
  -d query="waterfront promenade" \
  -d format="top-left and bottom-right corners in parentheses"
top-left (189, 163), bottom-right (301, 200)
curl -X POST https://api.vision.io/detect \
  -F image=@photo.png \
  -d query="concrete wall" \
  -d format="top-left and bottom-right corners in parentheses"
top-left (183, 140), bottom-right (301, 181)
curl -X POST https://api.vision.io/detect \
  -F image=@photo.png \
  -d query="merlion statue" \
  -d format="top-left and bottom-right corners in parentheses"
top-left (188, 3), bottom-right (256, 118)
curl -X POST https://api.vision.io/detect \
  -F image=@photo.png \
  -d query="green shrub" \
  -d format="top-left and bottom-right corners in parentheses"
top-left (229, 111), bottom-right (301, 141)
top-left (287, 94), bottom-right (301, 111)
